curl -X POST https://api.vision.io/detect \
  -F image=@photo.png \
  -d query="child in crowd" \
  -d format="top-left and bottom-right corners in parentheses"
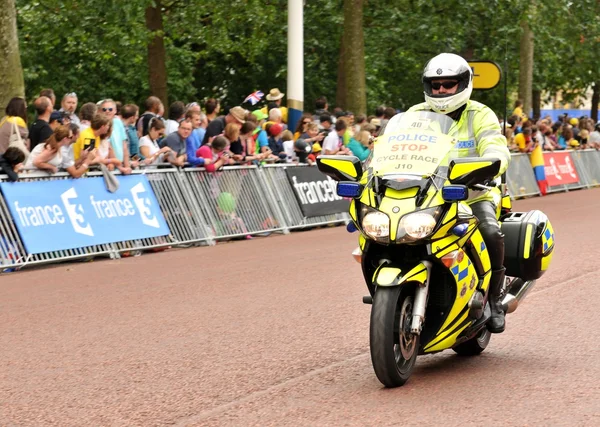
top-left (0, 147), bottom-right (25, 181)
top-left (266, 123), bottom-right (287, 162)
top-left (281, 130), bottom-right (295, 163)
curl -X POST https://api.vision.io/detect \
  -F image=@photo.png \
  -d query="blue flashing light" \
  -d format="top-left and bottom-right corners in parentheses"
top-left (337, 182), bottom-right (362, 198)
top-left (346, 222), bottom-right (358, 233)
top-left (452, 223), bottom-right (469, 237)
top-left (442, 185), bottom-right (468, 202)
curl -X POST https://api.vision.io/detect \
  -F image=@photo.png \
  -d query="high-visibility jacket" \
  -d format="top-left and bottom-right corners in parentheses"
top-left (408, 100), bottom-right (511, 205)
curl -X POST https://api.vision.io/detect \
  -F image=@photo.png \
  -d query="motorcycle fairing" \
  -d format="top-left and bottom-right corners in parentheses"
top-left (372, 262), bottom-right (429, 287)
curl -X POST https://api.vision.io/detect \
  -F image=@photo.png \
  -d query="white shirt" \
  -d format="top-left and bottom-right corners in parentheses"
top-left (283, 139), bottom-right (296, 162)
top-left (164, 119), bottom-right (179, 135)
top-left (139, 135), bottom-right (162, 163)
top-left (590, 131), bottom-right (600, 144)
top-left (26, 143), bottom-right (73, 169)
top-left (323, 130), bottom-right (342, 154)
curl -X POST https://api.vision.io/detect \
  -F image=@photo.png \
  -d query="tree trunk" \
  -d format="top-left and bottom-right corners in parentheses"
top-left (532, 89), bottom-right (541, 120)
top-left (591, 82), bottom-right (599, 123)
top-left (0, 0), bottom-right (25, 119)
top-left (145, 3), bottom-right (168, 108)
top-left (518, 19), bottom-right (534, 120)
top-left (337, 0), bottom-right (366, 115)
top-left (335, 33), bottom-right (347, 110)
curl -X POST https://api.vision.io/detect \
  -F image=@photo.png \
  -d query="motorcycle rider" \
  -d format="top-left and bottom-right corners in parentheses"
top-left (408, 53), bottom-right (511, 333)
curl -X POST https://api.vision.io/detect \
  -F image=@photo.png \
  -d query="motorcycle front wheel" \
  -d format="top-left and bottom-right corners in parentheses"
top-left (370, 285), bottom-right (419, 388)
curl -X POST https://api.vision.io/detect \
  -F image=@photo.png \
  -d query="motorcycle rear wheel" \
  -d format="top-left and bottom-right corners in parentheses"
top-left (452, 328), bottom-right (491, 356)
top-left (370, 285), bottom-right (419, 388)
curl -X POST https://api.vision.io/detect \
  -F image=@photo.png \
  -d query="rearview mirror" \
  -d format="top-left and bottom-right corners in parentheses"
top-left (316, 155), bottom-right (363, 182)
top-left (448, 158), bottom-right (501, 187)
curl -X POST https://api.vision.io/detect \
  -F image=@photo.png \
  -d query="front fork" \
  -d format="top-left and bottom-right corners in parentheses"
top-left (410, 261), bottom-right (432, 334)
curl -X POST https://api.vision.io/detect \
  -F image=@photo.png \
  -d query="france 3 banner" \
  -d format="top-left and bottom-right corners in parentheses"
top-left (285, 167), bottom-right (349, 217)
top-left (542, 151), bottom-right (580, 187)
top-left (0, 175), bottom-right (170, 254)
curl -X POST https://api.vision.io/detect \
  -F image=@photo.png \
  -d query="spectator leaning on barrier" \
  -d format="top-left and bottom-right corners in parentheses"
top-left (73, 113), bottom-right (110, 160)
top-left (250, 110), bottom-right (269, 154)
top-left (165, 101), bottom-right (185, 135)
top-left (223, 122), bottom-right (245, 164)
top-left (299, 122), bottom-right (324, 147)
top-left (159, 119), bottom-right (190, 167)
top-left (281, 129), bottom-right (295, 163)
top-left (202, 106), bottom-right (246, 145)
top-left (322, 119), bottom-right (352, 155)
top-left (26, 125), bottom-right (94, 178)
top-left (29, 96), bottom-right (54, 150)
top-left (185, 109), bottom-right (207, 167)
top-left (139, 118), bottom-right (172, 165)
top-left (0, 97), bottom-right (29, 155)
top-left (266, 123), bottom-right (286, 162)
top-left (0, 147), bottom-right (25, 181)
top-left (121, 104), bottom-right (141, 160)
top-left (59, 92), bottom-right (80, 127)
top-left (100, 99), bottom-right (132, 174)
top-left (94, 120), bottom-right (125, 171)
top-left (348, 130), bottom-right (373, 162)
top-left (196, 135), bottom-right (233, 172)
top-left (238, 120), bottom-right (264, 165)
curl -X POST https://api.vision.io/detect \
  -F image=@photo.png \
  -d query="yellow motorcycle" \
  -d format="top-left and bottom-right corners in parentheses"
top-left (317, 111), bottom-right (555, 387)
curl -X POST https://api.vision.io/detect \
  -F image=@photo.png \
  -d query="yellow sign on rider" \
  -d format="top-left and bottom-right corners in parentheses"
top-left (371, 130), bottom-right (456, 176)
top-left (468, 61), bottom-right (502, 90)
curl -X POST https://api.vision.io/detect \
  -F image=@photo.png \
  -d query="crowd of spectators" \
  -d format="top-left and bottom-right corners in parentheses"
top-left (0, 88), bottom-right (393, 181)
top-left (2, 89), bottom-right (598, 183)
top-left (504, 99), bottom-right (600, 154)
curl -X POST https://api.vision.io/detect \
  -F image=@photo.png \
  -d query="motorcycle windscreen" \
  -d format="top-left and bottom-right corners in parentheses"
top-left (370, 111), bottom-right (457, 178)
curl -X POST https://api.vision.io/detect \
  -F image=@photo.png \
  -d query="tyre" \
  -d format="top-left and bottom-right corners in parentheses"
top-left (452, 328), bottom-right (491, 356)
top-left (370, 285), bottom-right (419, 388)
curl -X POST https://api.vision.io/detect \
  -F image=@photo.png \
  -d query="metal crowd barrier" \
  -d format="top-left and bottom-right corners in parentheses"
top-left (505, 153), bottom-right (542, 199)
top-left (180, 165), bottom-right (288, 240)
top-left (260, 164), bottom-right (350, 229)
top-left (2, 150), bottom-right (600, 271)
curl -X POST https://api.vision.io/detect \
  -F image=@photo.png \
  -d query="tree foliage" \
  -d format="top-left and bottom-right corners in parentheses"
top-left (8, 0), bottom-right (599, 119)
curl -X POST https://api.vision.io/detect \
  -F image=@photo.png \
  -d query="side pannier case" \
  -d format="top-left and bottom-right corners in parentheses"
top-left (501, 210), bottom-right (555, 280)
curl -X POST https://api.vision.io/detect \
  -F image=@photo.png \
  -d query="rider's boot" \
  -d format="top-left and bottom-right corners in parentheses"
top-left (487, 267), bottom-right (506, 334)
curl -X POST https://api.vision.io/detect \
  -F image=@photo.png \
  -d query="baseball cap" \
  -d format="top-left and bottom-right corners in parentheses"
top-left (49, 111), bottom-right (64, 124)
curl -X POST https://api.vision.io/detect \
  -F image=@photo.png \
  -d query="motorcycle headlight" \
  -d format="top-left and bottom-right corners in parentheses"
top-left (362, 211), bottom-right (390, 241)
top-left (400, 211), bottom-right (438, 239)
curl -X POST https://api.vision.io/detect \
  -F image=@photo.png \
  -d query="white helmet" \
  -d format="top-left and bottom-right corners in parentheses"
top-left (422, 53), bottom-right (473, 114)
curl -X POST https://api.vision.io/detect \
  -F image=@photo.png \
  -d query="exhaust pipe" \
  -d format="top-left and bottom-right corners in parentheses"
top-left (501, 279), bottom-right (536, 314)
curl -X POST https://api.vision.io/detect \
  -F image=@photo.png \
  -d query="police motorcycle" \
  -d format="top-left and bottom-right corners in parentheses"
top-left (317, 111), bottom-right (555, 388)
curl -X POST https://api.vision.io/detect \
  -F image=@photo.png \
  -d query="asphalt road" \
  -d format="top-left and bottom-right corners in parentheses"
top-left (1, 188), bottom-right (599, 426)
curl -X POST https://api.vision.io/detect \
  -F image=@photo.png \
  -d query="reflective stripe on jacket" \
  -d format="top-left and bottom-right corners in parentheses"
top-left (408, 100), bottom-right (511, 204)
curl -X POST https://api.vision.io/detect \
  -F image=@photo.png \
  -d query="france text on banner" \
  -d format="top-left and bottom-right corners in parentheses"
top-left (0, 175), bottom-right (170, 254)
top-left (543, 151), bottom-right (580, 186)
top-left (285, 167), bottom-right (349, 217)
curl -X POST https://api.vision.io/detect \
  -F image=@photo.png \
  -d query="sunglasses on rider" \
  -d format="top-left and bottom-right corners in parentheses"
top-left (102, 107), bottom-right (114, 112)
top-left (431, 81), bottom-right (459, 90)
